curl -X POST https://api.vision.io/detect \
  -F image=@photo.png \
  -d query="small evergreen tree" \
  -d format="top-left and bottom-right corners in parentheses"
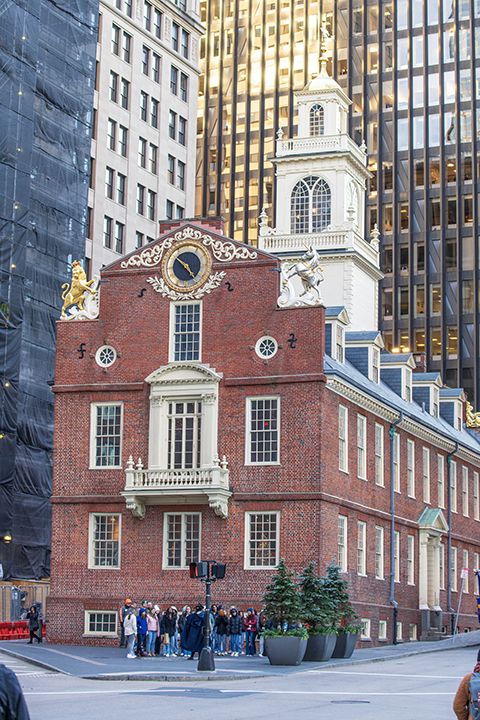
top-left (322, 562), bottom-right (360, 633)
top-left (263, 558), bottom-right (303, 631)
top-left (298, 561), bottom-right (336, 634)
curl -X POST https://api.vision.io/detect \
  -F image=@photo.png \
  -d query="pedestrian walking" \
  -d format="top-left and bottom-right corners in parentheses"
top-left (123, 607), bottom-right (137, 659)
top-left (453, 650), bottom-right (480, 719)
top-left (26, 606), bottom-right (42, 644)
top-left (0, 663), bottom-right (31, 719)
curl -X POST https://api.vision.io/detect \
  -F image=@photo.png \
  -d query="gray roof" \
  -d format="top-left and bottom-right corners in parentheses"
top-left (440, 388), bottom-right (465, 399)
top-left (345, 331), bottom-right (382, 342)
top-left (412, 372), bottom-right (442, 383)
top-left (323, 354), bottom-right (480, 455)
top-left (380, 353), bottom-right (414, 365)
top-left (325, 306), bottom-right (347, 318)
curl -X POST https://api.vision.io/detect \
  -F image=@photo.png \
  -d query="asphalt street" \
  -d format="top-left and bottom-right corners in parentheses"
top-left (6, 646), bottom-right (477, 720)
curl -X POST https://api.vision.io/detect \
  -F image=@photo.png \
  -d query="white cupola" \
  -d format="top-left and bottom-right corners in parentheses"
top-left (258, 17), bottom-right (382, 331)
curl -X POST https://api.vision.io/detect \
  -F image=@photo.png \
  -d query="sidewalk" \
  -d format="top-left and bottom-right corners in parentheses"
top-left (1, 631), bottom-right (479, 682)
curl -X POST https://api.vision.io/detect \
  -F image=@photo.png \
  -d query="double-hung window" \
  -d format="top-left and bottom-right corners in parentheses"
top-left (339, 405), bottom-right (348, 472)
top-left (246, 398), bottom-right (279, 464)
top-left (111, 24), bottom-right (120, 55)
top-left (163, 512), bottom-right (200, 568)
top-left (178, 116), bottom-right (187, 145)
top-left (177, 160), bottom-right (185, 190)
top-left (103, 215), bottom-right (112, 249)
top-left (90, 403), bottom-right (122, 468)
top-left (357, 521), bottom-right (366, 575)
top-left (120, 78), bottom-right (129, 108)
top-left (423, 447), bottom-right (430, 503)
top-left (88, 513), bottom-right (121, 568)
top-left (451, 460), bottom-right (457, 513)
top-left (137, 184), bottom-right (145, 215)
top-left (167, 402), bottom-right (202, 469)
top-left (109, 71), bottom-right (118, 102)
top-left (407, 535), bottom-right (415, 585)
top-left (147, 189), bottom-right (156, 220)
top-left (172, 21), bottom-right (179, 51)
top-left (375, 526), bottom-right (384, 579)
top-left (114, 221), bottom-right (124, 254)
top-left (169, 110), bottom-right (177, 139)
top-left (140, 91), bottom-right (148, 121)
top-left (438, 454), bottom-right (445, 508)
top-left (142, 45), bottom-right (150, 75)
top-left (152, 52), bottom-right (161, 82)
top-left (407, 439), bottom-right (415, 497)
top-left (180, 72), bottom-right (188, 101)
top-left (153, 8), bottom-right (162, 37)
top-left (151, 98), bottom-right (159, 128)
top-left (245, 512), bottom-right (279, 569)
top-left (394, 530), bottom-right (400, 582)
top-left (357, 415), bottom-right (367, 480)
top-left (172, 302), bottom-right (201, 361)
top-left (338, 515), bottom-right (348, 572)
top-left (138, 137), bottom-right (147, 167)
top-left (116, 173), bottom-right (126, 205)
top-left (122, 32), bottom-right (131, 63)
top-left (181, 28), bottom-right (189, 58)
top-left (462, 466), bottom-right (469, 516)
top-left (170, 66), bottom-right (178, 94)
top-left (375, 423), bottom-right (384, 486)
top-left (474, 472), bottom-right (479, 520)
top-left (393, 432), bottom-right (400, 492)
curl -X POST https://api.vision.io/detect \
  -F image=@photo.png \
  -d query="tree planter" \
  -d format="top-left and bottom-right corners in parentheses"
top-left (265, 636), bottom-right (307, 666)
top-left (303, 633), bottom-right (337, 662)
top-left (332, 632), bottom-right (359, 659)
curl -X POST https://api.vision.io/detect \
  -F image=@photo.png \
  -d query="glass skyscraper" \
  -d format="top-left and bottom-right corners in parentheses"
top-left (0, 0), bottom-right (97, 578)
top-left (197, 0), bottom-right (480, 402)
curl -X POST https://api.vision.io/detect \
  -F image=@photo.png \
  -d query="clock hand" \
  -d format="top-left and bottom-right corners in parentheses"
top-left (177, 257), bottom-right (195, 278)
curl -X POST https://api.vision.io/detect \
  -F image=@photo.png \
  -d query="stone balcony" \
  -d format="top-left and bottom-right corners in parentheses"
top-left (259, 227), bottom-right (380, 269)
top-left (276, 133), bottom-right (367, 165)
top-left (122, 455), bottom-right (231, 520)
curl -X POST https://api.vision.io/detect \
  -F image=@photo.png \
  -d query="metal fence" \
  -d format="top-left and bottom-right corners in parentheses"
top-left (0, 581), bottom-right (50, 622)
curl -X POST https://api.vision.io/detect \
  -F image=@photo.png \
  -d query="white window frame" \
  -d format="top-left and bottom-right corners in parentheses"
top-left (404, 368), bottom-right (412, 402)
top-left (474, 552), bottom-right (479, 574)
top-left (245, 396), bottom-right (281, 466)
top-left (474, 472), bottom-right (480, 521)
top-left (374, 423), bottom-right (384, 486)
top-left (360, 618), bottom-right (371, 640)
top-left (440, 542), bottom-right (445, 590)
top-left (89, 402), bottom-right (123, 469)
top-left (394, 529), bottom-right (400, 582)
top-left (451, 546), bottom-right (458, 592)
top-left (378, 619), bottom-right (387, 640)
top-left (409, 623), bottom-right (417, 641)
top-left (338, 515), bottom-right (348, 572)
top-left (438, 454), bottom-right (445, 509)
top-left (169, 301), bottom-right (202, 363)
top-left (451, 460), bottom-right (457, 513)
top-left (244, 511), bottom-right (280, 570)
top-left (163, 512), bottom-right (201, 569)
top-left (371, 347), bottom-right (381, 383)
top-left (357, 520), bottom-right (367, 576)
top-left (407, 439), bottom-right (415, 498)
top-left (375, 525), bottom-right (384, 579)
top-left (462, 466), bottom-right (469, 517)
top-left (84, 611), bottom-right (118, 637)
top-left (88, 513), bottom-right (121, 570)
top-left (357, 415), bottom-right (367, 480)
top-left (423, 447), bottom-right (431, 504)
top-left (339, 405), bottom-right (349, 472)
top-left (462, 550), bottom-right (469, 593)
top-left (335, 324), bottom-right (345, 362)
top-left (396, 621), bottom-right (403, 641)
top-left (407, 535), bottom-right (415, 585)
top-left (393, 432), bottom-right (400, 493)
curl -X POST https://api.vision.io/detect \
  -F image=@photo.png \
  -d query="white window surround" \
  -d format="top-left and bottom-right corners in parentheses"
top-left (89, 402), bottom-right (123, 470)
top-left (396, 621), bottom-right (403, 641)
top-left (84, 611), bottom-right (118, 637)
top-left (145, 363), bottom-right (222, 470)
top-left (245, 396), bottom-right (280, 466)
top-left (339, 405), bottom-right (349, 473)
top-left (374, 423), bottom-right (384, 486)
top-left (378, 619), bottom-right (388, 641)
top-left (370, 346), bottom-right (381, 383)
top-left (375, 525), bottom-right (384, 579)
top-left (407, 439), bottom-right (415, 498)
top-left (423, 447), bottom-right (431, 504)
top-left (357, 520), bottom-right (367, 575)
top-left (338, 515), bottom-right (348, 572)
top-left (360, 618), bottom-right (371, 640)
top-left (88, 513), bottom-right (121, 570)
top-left (244, 511), bottom-right (280, 569)
top-left (169, 301), bottom-right (202, 363)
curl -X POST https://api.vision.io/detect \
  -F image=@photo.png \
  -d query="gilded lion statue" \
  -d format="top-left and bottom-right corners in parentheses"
top-left (61, 261), bottom-right (96, 318)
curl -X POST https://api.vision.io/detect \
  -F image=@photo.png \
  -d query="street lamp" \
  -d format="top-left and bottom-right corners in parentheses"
top-left (189, 560), bottom-right (226, 671)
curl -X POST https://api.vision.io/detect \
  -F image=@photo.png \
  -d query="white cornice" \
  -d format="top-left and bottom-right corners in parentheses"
top-left (326, 376), bottom-right (398, 423)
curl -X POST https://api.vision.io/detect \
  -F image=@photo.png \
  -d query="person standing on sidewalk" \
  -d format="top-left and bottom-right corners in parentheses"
top-left (228, 607), bottom-right (242, 656)
top-left (244, 608), bottom-right (258, 656)
top-left (123, 607), bottom-right (137, 659)
top-left (118, 598), bottom-right (133, 648)
top-left (26, 606), bottom-right (42, 644)
top-left (453, 650), bottom-right (480, 720)
top-left (0, 663), bottom-right (31, 719)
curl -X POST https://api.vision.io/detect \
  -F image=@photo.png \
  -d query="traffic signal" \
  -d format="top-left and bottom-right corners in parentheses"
top-left (189, 561), bottom-right (209, 578)
top-left (211, 562), bottom-right (226, 579)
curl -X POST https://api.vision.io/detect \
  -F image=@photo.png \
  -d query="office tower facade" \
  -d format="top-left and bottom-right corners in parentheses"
top-left (197, 0), bottom-right (480, 403)
top-left (0, 0), bottom-right (98, 578)
top-left (88, 0), bottom-right (202, 273)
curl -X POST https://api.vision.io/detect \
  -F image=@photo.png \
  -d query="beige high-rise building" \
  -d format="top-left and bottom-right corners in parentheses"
top-left (88, 0), bottom-right (203, 273)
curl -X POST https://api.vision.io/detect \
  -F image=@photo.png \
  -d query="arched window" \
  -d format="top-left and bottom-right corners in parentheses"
top-left (310, 104), bottom-right (325, 136)
top-left (291, 177), bottom-right (331, 234)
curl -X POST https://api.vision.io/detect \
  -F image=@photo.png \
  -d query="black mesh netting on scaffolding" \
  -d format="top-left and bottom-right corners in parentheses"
top-left (0, 0), bottom-right (98, 579)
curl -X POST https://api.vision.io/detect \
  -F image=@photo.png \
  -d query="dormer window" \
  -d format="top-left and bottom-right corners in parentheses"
top-left (310, 104), bottom-right (325, 136)
top-left (404, 368), bottom-right (412, 402)
top-left (432, 387), bottom-right (439, 418)
top-left (371, 347), bottom-right (380, 383)
top-left (290, 176), bottom-right (331, 234)
top-left (336, 325), bottom-right (345, 363)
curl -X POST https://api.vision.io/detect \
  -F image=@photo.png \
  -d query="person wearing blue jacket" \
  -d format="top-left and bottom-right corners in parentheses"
top-left (182, 605), bottom-right (205, 660)
top-left (136, 608), bottom-right (148, 656)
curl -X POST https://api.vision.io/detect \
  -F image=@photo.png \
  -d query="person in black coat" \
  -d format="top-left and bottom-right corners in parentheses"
top-left (182, 604), bottom-right (205, 660)
top-left (0, 663), bottom-right (31, 719)
top-left (26, 606), bottom-right (41, 644)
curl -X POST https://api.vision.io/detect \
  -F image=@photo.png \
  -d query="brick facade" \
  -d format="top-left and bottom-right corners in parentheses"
top-left (48, 221), bottom-right (480, 646)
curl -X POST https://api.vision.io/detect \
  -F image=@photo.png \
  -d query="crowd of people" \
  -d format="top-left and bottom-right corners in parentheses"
top-left (119, 599), bottom-right (267, 660)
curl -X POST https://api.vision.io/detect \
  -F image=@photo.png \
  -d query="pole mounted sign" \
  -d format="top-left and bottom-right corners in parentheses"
top-left (189, 560), bottom-right (227, 671)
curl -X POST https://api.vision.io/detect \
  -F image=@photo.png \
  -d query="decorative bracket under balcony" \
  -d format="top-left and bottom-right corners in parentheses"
top-left (121, 455), bottom-right (232, 519)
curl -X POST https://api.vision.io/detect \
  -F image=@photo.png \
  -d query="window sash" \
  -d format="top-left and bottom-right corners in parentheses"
top-left (248, 397), bottom-right (279, 464)
top-left (462, 467), bottom-right (469, 516)
top-left (357, 415), bottom-right (367, 479)
top-left (173, 303), bottom-right (201, 361)
top-left (85, 611), bottom-right (117, 636)
top-left (407, 439), bottom-right (415, 497)
top-left (92, 404), bottom-right (122, 467)
top-left (357, 521), bottom-right (366, 575)
top-left (451, 460), bottom-right (457, 513)
top-left (394, 530), bottom-right (400, 582)
top-left (375, 526), bottom-right (384, 579)
top-left (167, 401), bottom-right (202, 469)
top-left (474, 472), bottom-right (479, 520)
top-left (339, 405), bottom-right (348, 471)
top-left (407, 535), bottom-right (415, 585)
top-left (423, 447), bottom-right (430, 503)
top-left (338, 515), bottom-right (348, 572)
top-left (246, 512), bottom-right (279, 568)
top-left (393, 433), bottom-right (400, 492)
top-left (375, 424), bottom-right (384, 486)
top-left (451, 546), bottom-right (457, 592)
top-left (89, 514), bottom-right (120, 568)
top-left (164, 512), bottom-right (200, 568)
top-left (438, 455), bottom-right (445, 508)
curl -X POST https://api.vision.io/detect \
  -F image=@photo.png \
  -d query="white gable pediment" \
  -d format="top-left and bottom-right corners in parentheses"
top-left (417, 507), bottom-right (449, 533)
top-left (146, 362), bottom-right (223, 386)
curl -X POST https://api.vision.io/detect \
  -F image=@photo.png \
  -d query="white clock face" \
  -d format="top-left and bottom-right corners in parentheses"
top-left (162, 241), bottom-right (212, 292)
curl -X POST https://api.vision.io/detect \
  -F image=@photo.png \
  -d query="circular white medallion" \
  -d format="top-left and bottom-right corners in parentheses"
top-left (95, 345), bottom-right (117, 368)
top-left (255, 336), bottom-right (278, 359)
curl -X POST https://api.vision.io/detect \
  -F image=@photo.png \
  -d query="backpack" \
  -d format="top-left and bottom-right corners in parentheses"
top-left (469, 672), bottom-right (480, 719)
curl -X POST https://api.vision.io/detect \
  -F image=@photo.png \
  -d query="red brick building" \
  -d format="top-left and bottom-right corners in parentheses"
top-left (48, 218), bottom-right (480, 646)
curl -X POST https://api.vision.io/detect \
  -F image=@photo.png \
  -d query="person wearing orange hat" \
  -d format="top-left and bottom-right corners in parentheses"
top-left (119, 598), bottom-right (133, 648)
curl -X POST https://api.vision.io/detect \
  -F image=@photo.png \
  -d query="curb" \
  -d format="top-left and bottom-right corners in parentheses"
top-left (84, 672), bottom-right (269, 682)
top-left (0, 645), bottom-right (69, 676)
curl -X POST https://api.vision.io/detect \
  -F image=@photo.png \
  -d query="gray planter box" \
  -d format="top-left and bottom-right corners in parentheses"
top-left (332, 632), bottom-right (359, 659)
top-left (265, 636), bottom-right (307, 666)
top-left (303, 633), bottom-right (337, 662)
